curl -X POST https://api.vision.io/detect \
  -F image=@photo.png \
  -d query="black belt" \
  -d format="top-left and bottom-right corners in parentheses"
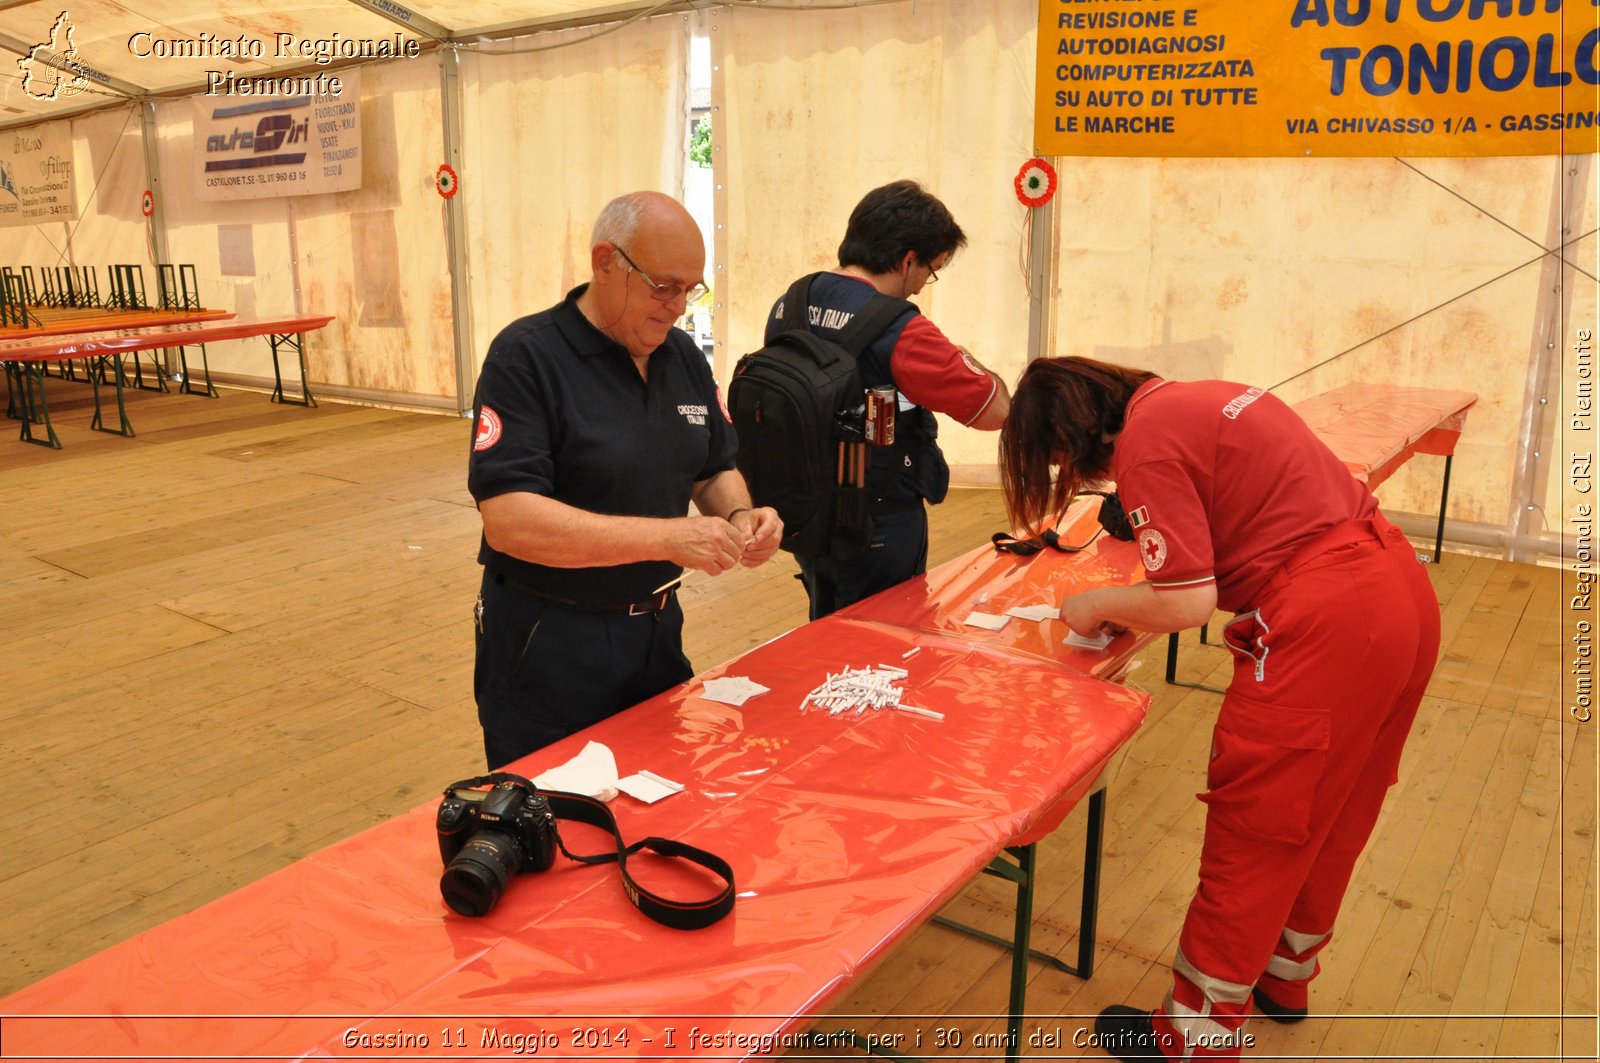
top-left (492, 571), bottom-right (676, 616)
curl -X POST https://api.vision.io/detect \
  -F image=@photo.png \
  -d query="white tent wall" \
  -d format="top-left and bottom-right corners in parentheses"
top-left (5, 107), bottom-right (147, 295)
top-left (150, 59), bottom-right (457, 404)
top-left (460, 17), bottom-right (690, 374)
top-left (1, 0), bottom-right (1591, 566)
top-left (4, 206), bottom-right (68, 267)
top-left (713, 0), bottom-right (1037, 486)
top-left (290, 60), bottom-right (454, 402)
top-left (64, 107), bottom-right (147, 278)
top-left (152, 106), bottom-right (299, 328)
top-left (1048, 153), bottom-right (1585, 559)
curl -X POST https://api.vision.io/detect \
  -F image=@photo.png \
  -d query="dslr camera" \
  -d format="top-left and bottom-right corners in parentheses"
top-left (436, 774), bottom-right (556, 916)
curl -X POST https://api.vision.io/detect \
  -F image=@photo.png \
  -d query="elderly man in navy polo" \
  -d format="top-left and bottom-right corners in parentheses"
top-left (468, 191), bottom-right (782, 768)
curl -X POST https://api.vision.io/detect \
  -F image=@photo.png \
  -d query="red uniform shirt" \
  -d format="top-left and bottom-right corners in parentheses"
top-left (1113, 378), bottom-right (1378, 612)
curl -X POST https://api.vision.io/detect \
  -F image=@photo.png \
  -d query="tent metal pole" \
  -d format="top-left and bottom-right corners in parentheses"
top-left (439, 45), bottom-right (476, 416)
top-left (140, 100), bottom-right (178, 376)
top-left (1508, 154), bottom-right (1591, 563)
top-left (1026, 173), bottom-right (1056, 363)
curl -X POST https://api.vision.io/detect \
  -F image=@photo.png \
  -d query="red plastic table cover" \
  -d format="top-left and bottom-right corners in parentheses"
top-left (1290, 382), bottom-right (1478, 490)
top-left (0, 314), bottom-right (334, 362)
top-left (0, 614), bottom-right (1147, 1061)
top-left (841, 495), bottom-right (1156, 680)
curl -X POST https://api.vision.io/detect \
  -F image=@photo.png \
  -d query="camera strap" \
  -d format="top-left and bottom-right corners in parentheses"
top-left (454, 773), bottom-right (735, 930)
top-left (990, 491), bottom-right (1133, 556)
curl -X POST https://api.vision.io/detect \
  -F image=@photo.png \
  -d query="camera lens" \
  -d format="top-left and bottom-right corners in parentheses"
top-left (440, 828), bottom-right (523, 916)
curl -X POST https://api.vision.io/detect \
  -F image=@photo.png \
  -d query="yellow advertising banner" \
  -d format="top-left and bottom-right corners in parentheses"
top-left (1034, 0), bottom-right (1599, 157)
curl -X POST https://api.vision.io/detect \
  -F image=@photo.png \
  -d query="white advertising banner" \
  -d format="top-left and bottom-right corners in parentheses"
top-left (0, 123), bottom-right (76, 228)
top-left (192, 68), bottom-right (363, 201)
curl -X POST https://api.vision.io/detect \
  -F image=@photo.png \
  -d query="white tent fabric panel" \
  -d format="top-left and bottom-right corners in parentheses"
top-left (150, 60), bottom-right (455, 401)
top-left (714, 0), bottom-right (1037, 479)
top-left (22, 0), bottom-right (409, 90)
top-left (460, 18), bottom-right (689, 374)
top-left (62, 108), bottom-right (148, 273)
top-left (0, 1), bottom-right (692, 129)
top-left (1047, 153), bottom-right (1569, 539)
top-left (288, 61), bottom-right (454, 400)
top-left (154, 101), bottom-right (302, 326)
top-left (4, 107), bottom-right (146, 286)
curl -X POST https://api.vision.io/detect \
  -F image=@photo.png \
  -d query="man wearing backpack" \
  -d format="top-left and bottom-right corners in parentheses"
top-left (764, 180), bottom-right (1011, 619)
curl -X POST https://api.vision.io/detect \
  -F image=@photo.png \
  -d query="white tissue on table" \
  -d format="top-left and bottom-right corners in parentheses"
top-left (532, 740), bottom-right (619, 801)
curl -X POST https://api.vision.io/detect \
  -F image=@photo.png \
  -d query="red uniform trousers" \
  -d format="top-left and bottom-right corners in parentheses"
top-left (1149, 516), bottom-right (1441, 1060)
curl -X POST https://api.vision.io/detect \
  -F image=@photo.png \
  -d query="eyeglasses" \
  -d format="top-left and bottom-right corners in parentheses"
top-left (613, 245), bottom-right (708, 304)
top-left (924, 262), bottom-right (940, 284)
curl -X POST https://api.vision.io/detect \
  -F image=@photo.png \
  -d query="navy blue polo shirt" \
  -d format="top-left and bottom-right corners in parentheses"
top-left (469, 284), bottom-right (737, 603)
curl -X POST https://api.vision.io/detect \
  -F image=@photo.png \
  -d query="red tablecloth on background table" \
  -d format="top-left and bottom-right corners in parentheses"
top-left (0, 313), bottom-right (331, 362)
top-left (1290, 382), bottom-right (1478, 490)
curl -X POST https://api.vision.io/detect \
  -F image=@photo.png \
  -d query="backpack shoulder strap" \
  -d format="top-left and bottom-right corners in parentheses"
top-left (835, 290), bottom-right (915, 357)
top-left (777, 273), bottom-right (822, 335)
top-left (779, 272), bottom-right (914, 357)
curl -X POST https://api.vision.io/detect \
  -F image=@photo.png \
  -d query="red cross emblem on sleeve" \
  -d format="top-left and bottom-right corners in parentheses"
top-left (1138, 528), bottom-right (1168, 571)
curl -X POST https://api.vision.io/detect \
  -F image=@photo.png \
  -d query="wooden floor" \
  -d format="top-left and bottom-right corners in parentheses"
top-left (0, 381), bottom-right (1593, 1061)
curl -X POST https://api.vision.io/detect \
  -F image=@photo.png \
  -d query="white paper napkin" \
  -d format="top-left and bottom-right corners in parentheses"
top-left (532, 740), bottom-right (618, 800)
top-left (699, 675), bottom-right (771, 706)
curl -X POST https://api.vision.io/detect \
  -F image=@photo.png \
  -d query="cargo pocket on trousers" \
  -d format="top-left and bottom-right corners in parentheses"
top-left (1199, 694), bottom-right (1331, 845)
top-left (500, 598), bottom-right (551, 691)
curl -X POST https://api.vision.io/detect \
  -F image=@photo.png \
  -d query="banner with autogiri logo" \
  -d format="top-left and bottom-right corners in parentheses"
top-left (1034, 0), bottom-right (1599, 157)
top-left (193, 68), bottom-right (362, 200)
top-left (0, 122), bottom-right (76, 228)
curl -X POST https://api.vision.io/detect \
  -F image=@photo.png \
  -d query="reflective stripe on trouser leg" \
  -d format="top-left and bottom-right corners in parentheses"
top-left (1258, 925), bottom-right (1333, 1010)
top-left (1152, 946), bottom-right (1254, 1060)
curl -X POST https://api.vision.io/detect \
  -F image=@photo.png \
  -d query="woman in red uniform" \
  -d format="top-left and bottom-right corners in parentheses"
top-left (999, 357), bottom-right (1440, 1061)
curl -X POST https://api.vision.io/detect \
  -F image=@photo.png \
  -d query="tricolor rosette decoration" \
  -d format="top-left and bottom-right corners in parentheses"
top-left (435, 164), bottom-right (459, 199)
top-left (1013, 158), bottom-right (1058, 208)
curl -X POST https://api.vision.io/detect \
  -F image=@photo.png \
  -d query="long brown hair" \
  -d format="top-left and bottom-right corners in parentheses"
top-left (999, 357), bottom-right (1157, 536)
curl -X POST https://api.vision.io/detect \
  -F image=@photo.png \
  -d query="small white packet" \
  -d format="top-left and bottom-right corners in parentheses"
top-left (1065, 629), bottom-right (1114, 652)
top-left (1005, 604), bottom-right (1059, 622)
top-left (617, 769), bottom-right (685, 804)
top-left (963, 610), bottom-right (1012, 631)
top-left (699, 675), bottom-right (771, 706)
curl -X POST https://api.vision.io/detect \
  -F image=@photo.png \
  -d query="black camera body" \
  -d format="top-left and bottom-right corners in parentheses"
top-left (436, 775), bottom-right (557, 916)
top-left (1092, 491), bottom-right (1136, 541)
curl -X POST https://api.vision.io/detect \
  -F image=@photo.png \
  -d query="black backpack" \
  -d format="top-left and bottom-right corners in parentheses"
top-left (728, 273), bottom-right (912, 561)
